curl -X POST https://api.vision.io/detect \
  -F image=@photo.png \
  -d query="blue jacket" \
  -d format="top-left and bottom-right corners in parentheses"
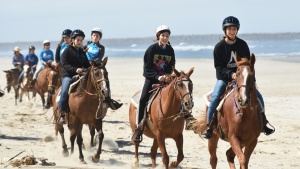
top-left (39, 49), bottom-right (54, 65)
top-left (12, 54), bottom-right (24, 68)
top-left (84, 41), bottom-right (105, 63)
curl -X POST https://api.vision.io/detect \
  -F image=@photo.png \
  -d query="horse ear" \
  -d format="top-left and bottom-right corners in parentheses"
top-left (101, 57), bottom-right (108, 67)
top-left (235, 51), bottom-right (241, 62)
top-left (173, 66), bottom-right (180, 77)
top-left (90, 59), bottom-right (95, 66)
top-left (3, 70), bottom-right (9, 73)
top-left (187, 67), bottom-right (194, 77)
top-left (250, 53), bottom-right (256, 66)
top-left (46, 61), bottom-right (52, 68)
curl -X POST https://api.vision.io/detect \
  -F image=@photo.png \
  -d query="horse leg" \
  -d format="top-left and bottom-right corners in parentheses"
top-left (157, 134), bottom-right (169, 168)
top-left (228, 134), bottom-right (246, 169)
top-left (56, 124), bottom-right (69, 157)
top-left (75, 123), bottom-right (86, 163)
top-left (131, 141), bottom-right (140, 169)
top-left (226, 147), bottom-right (236, 169)
top-left (14, 87), bottom-right (18, 105)
top-left (208, 134), bottom-right (219, 169)
top-left (92, 120), bottom-right (104, 163)
top-left (89, 124), bottom-right (96, 147)
top-left (150, 139), bottom-right (159, 168)
top-left (19, 89), bottom-right (23, 102)
top-left (39, 93), bottom-right (45, 109)
top-left (69, 127), bottom-right (76, 155)
top-left (244, 139), bottom-right (258, 168)
top-left (169, 134), bottom-right (184, 168)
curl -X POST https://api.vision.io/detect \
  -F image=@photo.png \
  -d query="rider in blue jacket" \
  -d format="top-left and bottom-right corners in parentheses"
top-left (83, 28), bottom-right (122, 110)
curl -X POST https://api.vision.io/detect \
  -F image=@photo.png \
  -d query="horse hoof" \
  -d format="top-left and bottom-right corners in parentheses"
top-left (92, 156), bottom-right (100, 163)
top-left (62, 150), bottom-right (69, 157)
top-left (169, 161), bottom-right (178, 168)
top-left (131, 158), bottom-right (139, 169)
top-left (80, 159), bottom-right (87, 164)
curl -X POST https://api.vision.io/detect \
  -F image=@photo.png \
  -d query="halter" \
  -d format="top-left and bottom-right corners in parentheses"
top-left (158, 77), bottom-right (194, 121)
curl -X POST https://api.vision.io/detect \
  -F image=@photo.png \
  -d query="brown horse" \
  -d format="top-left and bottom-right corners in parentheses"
top-left (3, 68), bottom-right (21, 105)
top-left (192, 54), bottom-right (261, 169)
top-left (19, 62), bottom-right (37, 102)
top-left (129, 67), bottom-right (194, 169)
top-left (52, 58), bottom-right (109, 163)
top-left (34, 61), bottom-right (61, 109)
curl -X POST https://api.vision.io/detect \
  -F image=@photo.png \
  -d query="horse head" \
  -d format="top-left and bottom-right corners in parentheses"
top-left (235, 53), bottom-right (256, 108)
top-left (88, 58), bottom-right (109, 99)
top-left (46, 62), bottom-right (59, 94)
top-left (172, 67), bottom-right (195, 112)
top-left (3, 70), bottom-right (13, 93)
top-left (22, 62), bottom-right (33, 88)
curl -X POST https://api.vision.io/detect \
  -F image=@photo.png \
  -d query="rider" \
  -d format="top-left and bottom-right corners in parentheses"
top-left (55, 29), bottom-right (72, 63)
top-left (132, 25), bottom-right (195, 142)
top-left (83, 27), bottom-right (123, 110)
top-left (12, 46), bottom-right (24, 70)
top-left (58, 29), bottom-right (90, 124)
top-left (202, 16), bottom-right (275, 139)
top-left (17, 46), bottom-right (38, 89)
top-left (31, 40), bottom-right (54, 87)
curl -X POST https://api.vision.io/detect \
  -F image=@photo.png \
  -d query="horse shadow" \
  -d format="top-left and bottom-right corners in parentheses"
top-left (0, 134), bottom-right (41, 141)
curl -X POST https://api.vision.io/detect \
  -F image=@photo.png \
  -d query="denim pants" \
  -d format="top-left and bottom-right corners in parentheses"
top-left (18, 71), bottom-right (24, 83)
top-left (207, 80), bottom-right (265, 124)
top-left (58, 77), bottom-right (72, 111)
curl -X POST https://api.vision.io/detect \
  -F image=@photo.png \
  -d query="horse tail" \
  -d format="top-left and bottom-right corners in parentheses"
top-left (191, 115), bottom-right (207, 136)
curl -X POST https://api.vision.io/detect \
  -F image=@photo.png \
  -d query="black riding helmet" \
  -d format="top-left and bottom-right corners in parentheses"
top-left (222, 16), bottom-right (240, 31)
top-left (29, 46), bottom-right (35, 50)
top-left (70, 29), bottom-right (85, 39)
top-left (62, 29), bottom-right (72, 37)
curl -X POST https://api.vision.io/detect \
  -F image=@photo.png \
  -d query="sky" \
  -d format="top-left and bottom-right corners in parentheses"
top-left (0, 0), bottom-right (299, 42)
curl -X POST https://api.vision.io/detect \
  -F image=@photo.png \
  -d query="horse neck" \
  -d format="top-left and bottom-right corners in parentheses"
top-left (82, 70), bottom-right (98, 94)
top-left (160, 80), bottom-right (181, 114)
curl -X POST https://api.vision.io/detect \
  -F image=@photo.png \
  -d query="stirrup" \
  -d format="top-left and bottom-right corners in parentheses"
top-left (131, 126), bottom-right (143, 143)
top-left (44, 102), bottom-right (52, 109)
top-left (202, 127), bottom-right (213, 139)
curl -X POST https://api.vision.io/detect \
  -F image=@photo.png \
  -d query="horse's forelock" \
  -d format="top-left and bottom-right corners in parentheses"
top-left (236, 58), bottom-right (250, 67)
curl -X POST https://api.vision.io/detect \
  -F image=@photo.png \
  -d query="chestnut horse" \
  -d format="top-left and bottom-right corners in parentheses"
top-left (3, 68), bottom-right (21, 105)
top-left (193, 54), bottom-right (261, 169)
top-left (129, 67), bottom-right (194, 168)
top-left (34, 61), bottom-right (61, 109)
top-left (19, 62), bottom-right (37, 102)
top-left (52, 58), bottom-right (109, 163)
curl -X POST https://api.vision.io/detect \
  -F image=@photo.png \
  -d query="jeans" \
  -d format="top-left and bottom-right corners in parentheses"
top-left (18, 71), bottom-right (24, 83)
top-left (58, 77), bottom-right (72, 111)
top-left (207, 80), bottom-right (265, 124)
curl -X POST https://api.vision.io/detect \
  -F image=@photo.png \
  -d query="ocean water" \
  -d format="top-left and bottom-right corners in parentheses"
top-left (1, 33), bottom-right (300, 60)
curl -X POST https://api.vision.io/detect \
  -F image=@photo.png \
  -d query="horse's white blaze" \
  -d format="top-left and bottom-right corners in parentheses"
top-left (101, 69), bottom-right (107, 90)
top-left (241, 68), bottom-right (248, 101)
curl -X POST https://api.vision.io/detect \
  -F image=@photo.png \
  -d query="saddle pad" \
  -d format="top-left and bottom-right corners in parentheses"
top-left (130, 91), bottom-right (141, 108)
top-left (203, 89), bottom-right (233, 111)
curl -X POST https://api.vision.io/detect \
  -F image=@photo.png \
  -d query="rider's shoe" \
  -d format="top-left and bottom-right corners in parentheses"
top-left (58, 111), bottom-right (66, 125)
top-left (263, 125), bottom-right (275, 135)
top-left (202, 127), bottom-right (213, 139)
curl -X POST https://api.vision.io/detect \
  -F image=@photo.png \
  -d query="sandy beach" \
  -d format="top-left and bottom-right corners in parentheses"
top-left (0, 56), bottom-right (299, 169)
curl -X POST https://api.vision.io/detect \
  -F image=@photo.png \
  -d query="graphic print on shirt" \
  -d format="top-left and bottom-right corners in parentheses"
top-left (227, 51), bottom-right (237, 68)
top-left (153, 54), bottom-right (172, 75)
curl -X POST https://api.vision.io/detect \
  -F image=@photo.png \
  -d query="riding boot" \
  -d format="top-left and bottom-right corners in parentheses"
top-left (261, 112), bottom-right (275, 135)
top-left (131, 120), bottom-right (146, 143)
top-left (185, 112), bottom-right (197, 130)
top-left (105, 95), bottom-right (123, 110)
top-left (202, 113), bottom-right (216, 139)
top-left (58, 110), bottom-right (67, 125)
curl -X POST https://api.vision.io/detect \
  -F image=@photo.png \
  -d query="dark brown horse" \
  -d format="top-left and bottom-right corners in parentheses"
top-left (3, 68), bottom-right (21, 105)
top-left (34, 61), bottom-right (61, 109)
top-left (19, 62), bottom-right (37, 102)
top-left (192, 54), bottom-right (261, 169)
top-left (52, 58), bottom-right (109, 163)
top-left (129, 67), bottom-right (194, 169)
